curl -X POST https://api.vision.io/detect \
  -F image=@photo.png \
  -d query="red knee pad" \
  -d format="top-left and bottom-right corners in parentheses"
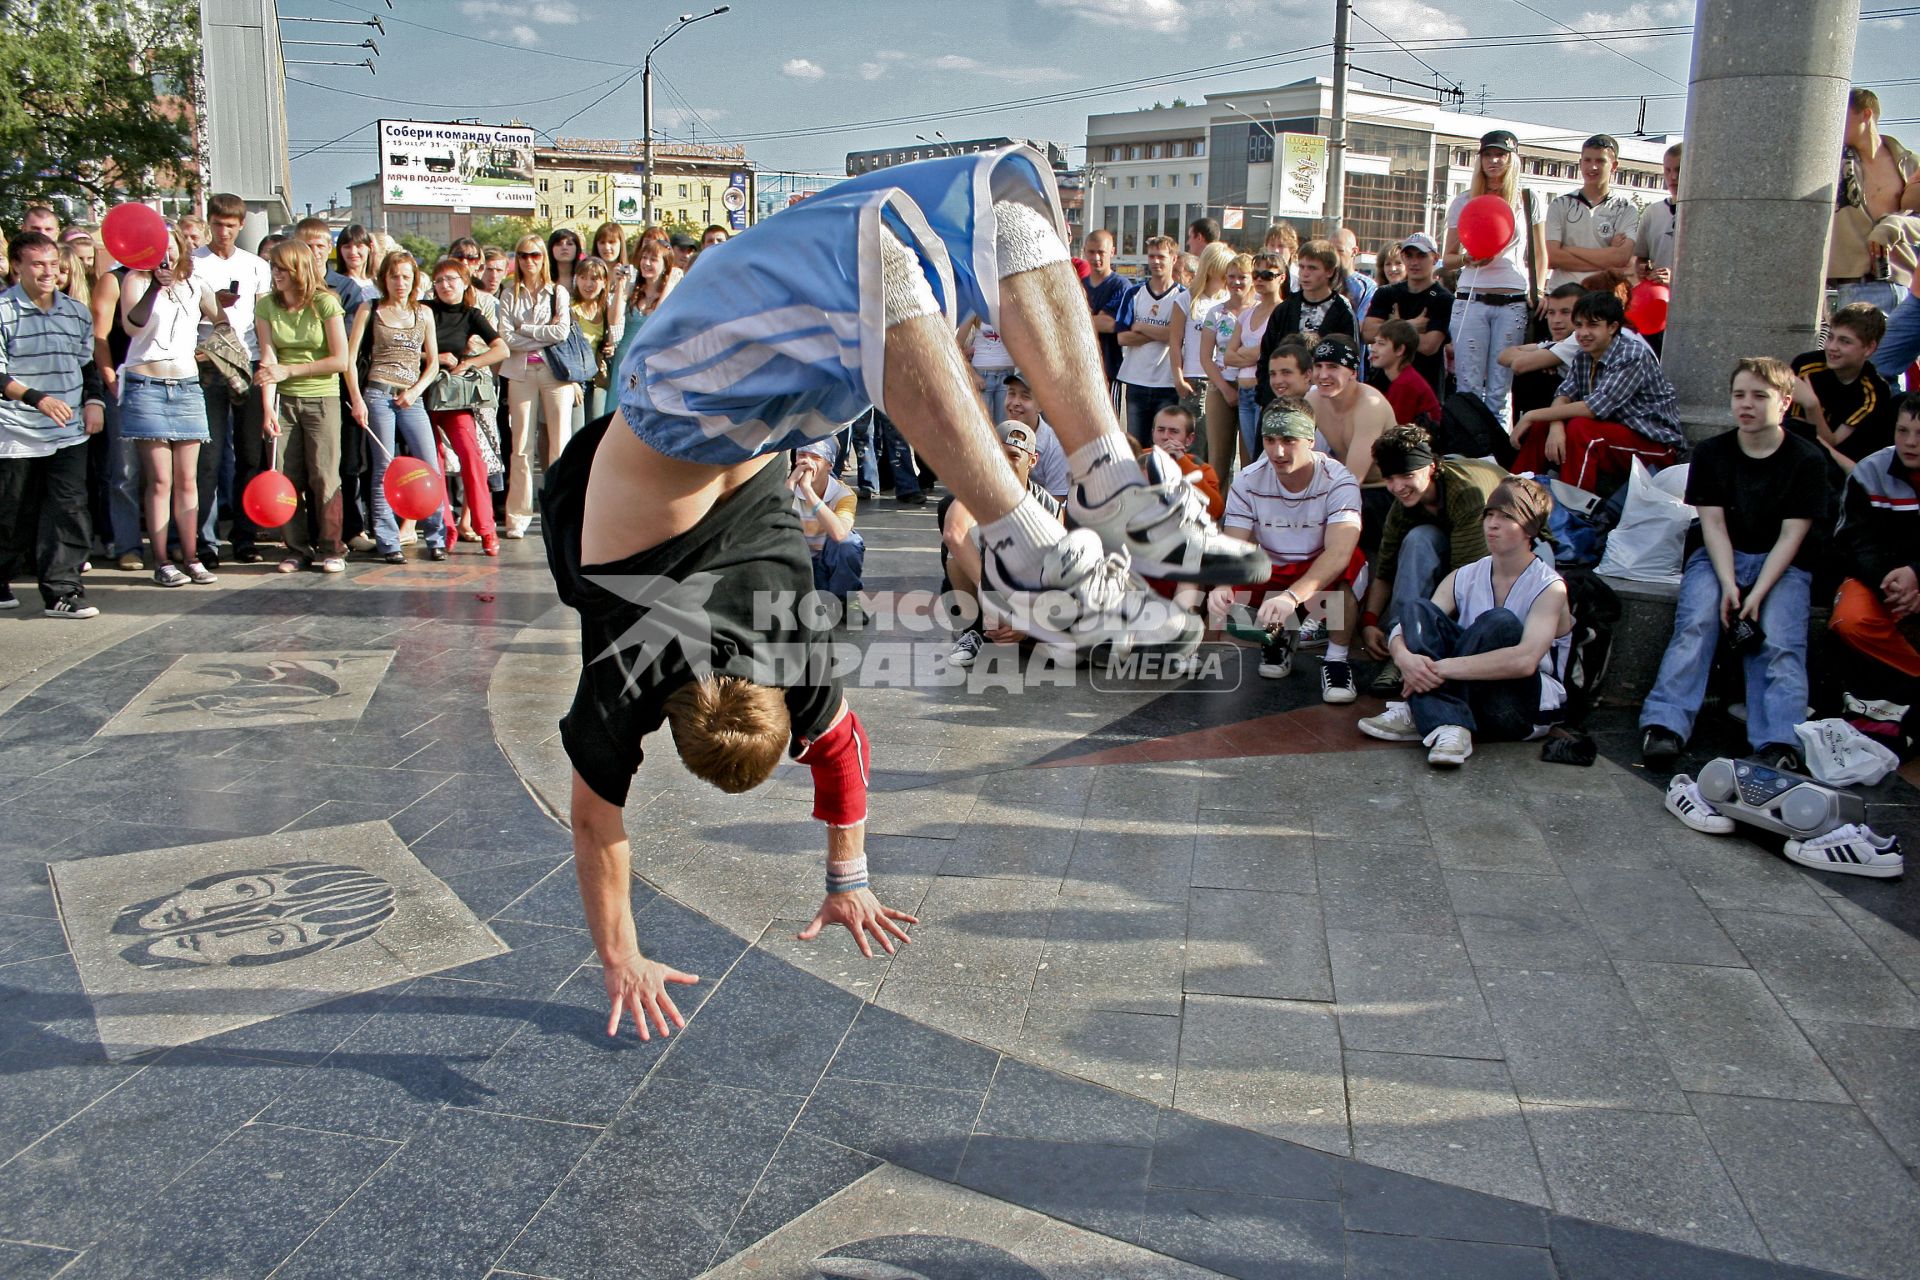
top-left (794, 707), bottom-right (871, 827)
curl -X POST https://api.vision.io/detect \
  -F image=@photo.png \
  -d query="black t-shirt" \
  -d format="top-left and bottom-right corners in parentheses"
top-left (1683, 429), bottom-right (1831, 571)
top-left (427, 298), bottom-right (499, 358)
top-left (1256, 291), bottom-right (1357, 405)
top-left (1366, 281), bottom-right (1455, 393)
top-left (545, 415), bottom-right (843, 807)
top-left (1085, 273), bottom-right (1129, 384)
top-left (1792, 349), bottom-right (1897, 463)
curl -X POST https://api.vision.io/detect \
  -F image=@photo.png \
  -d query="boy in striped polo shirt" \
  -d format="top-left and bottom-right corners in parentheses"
top-left (0, 233), bottom-right (106, 618)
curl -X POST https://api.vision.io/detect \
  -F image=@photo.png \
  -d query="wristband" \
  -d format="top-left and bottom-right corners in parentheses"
top-left (1360, 610), bottom-right (1381, 628)
top-left (20, 389), bottom-right (45, 409)
top-left (826, 853), bottom-right (869, 895)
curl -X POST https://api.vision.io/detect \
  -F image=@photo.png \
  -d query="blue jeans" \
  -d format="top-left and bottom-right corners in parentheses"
top-left (1450, 297), bottom-right (1531, 430)
top-left (834, 412), bottom-right (881, 493)
top-left (812, 530), bottom-right (865, 598)
top-left (1238, 386), bottom-right (1261, 461)
top-left (1122, 382), bottom-right (1178, 447)
top-left (1837, 280), bottom-right (1902, 315)
top-left (100, 389), bottom-right (142, 557)
top-left (1389, 523), bottom-right (1451, 633)
top-left (1872, 287), bottom-right (1920, 381)
top-left (977, 367), bottom-right (1013, 426)
top-left (1640, 548), bottom-right (1811, 751)
top-left (364, 385), bottom-right (447, 553)
top-left (200, 368), bottom-right (262, 555)
top-left (1402, 599), bottom-right (1544, 739)
top-left (877, 412), bottom-right (919, 497)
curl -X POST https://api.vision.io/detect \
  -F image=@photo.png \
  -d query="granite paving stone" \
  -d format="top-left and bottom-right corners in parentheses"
top-left (440, 855), bottom-right (573, 921)
top-left (975, 1057), bottom-right (1162, 1148)
top-left (1526, 794), bottom-right (1672, 871)
top-left (504, 1077), bottom-right (803, 1280)
top-left (1316, 841), bottom-right (1456, 938)
top-left (1061, 827), bottom-right (1196, 901)
top-left (1034, 898), bottom-right (1189, 1014)
top-left (872, 976), bottom-right (1033, 1046)
top-left (1327, 928), bottom-right (1502, 1060)
top-left (1660, 827), bottom-right (1835, 916)
top-left (1689, 1092), bottom-right (1920, 1280)
top-left (0, 1241), bottom-right (76, 1279)
top-left (1562, 865), bottom-right (1744, 967)
top-left (1184, 888), bottom-right (1332, 1002)
top-left (1523, 1103), bottom-right (1764, 1255)
top-left (1148, 1109), bottom-right (1341, 1202)
top-left (1446, 869), bottom-right (1613, 973)
top-left (1173, 994), bottom-right (1349, 1154)
top-left (273, 1107), bottom-right (594, 1280)
top-left (496, 858), bottom-right (656, 929)
top-left (709, 1130), bottom-right (882, 1266)
top-left (827, 1001), bottom-right (1001, 1092)
top-left (1013, 1002), bottom-right (1181, 1104)
top-left (1344, 1050), bottom-right (1550, 1206)
top-left (1479, 968), bottom-right (1689, 1113)
top-left (1189, 811), bottom-right (1316, 891)
top-left (1545, 1215), bottom-right (1803, 1280)
top-left (1125, 1187), bottom-right (1345, 1280)
top-left (937, 818), bottom-right (1077, 882)
top-left (881, 875), bottom-right (1051, 990)
top-left (196, 983), bottom-right (408, 1066)
top-left (1614, 961), bottom-right (1845, 1102)
top-left (1796, 1020), bottom-right (1920, 1170)
top-left (1416, 785), bottom-right (1555, 874)
top-left (795, 1076), bottom-right (981, 1178)
top-left (58, 1122), bottom-right (395, 1280)
top-left (1340, 1160), bottom-right (1549, 1247)
top-left (1311, 788), bottom-right (1428, 844)
top-left (654, 947), bottom-right (860, 1095)
top-left (953, 1134), bottom-right (1150, 1242)
top-left (1717, 908), bottom-right (1920, 1029)
top-left (438, 919), bottom-right (594, 996)
top-left (0, 1043), bottom-right (140, 1165)
top-left (1822, 894), bottom-right (1920, 995)
top-left (1342, 1231), bottom-right (1558, 1280)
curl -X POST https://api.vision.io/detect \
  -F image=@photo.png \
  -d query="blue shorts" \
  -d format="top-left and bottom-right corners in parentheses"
top-left (117, 372), bottom-right (210, 443)
top-left (614, 146), bottom-right (1064, 468)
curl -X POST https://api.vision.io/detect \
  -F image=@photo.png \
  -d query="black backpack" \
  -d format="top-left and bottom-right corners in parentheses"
top-left (1557, 567), bottom-right (1621, 727)
top-left (1437, 392), bottom-right (1518, 469)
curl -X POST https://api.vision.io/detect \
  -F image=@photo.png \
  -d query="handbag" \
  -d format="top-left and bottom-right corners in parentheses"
top-left (542, 285), bottom-right (596, 384)
top-left (426, 368), bottom-right (497, 413)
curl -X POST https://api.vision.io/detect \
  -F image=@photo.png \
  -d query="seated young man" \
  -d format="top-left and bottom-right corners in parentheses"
top-left (1356, 426), bottom-right (1509, 693)
top-left (1368, 319), bottom-right (1441, 432)
top-left (788, 449), bottom-right (865, 627)
top-left (1359, 476), bottom-right (1572, 767)
top-left (1001, 369), bottom-right (1069, 502)
top-left (1206, 397), bottom-right (1366, 702)
top-left (1147, 402), bottom-right (1223, 520)
top-left (1640, 357), bottom-right (1827, 775)
top-left (1793, 302), bottom-right (1897, 474)
top-left (942, 419), bottom-right (1063, 667)
top-left (1511, 290), bottom-right (1686, 494)
top-left (1497, 282), bottom-right (1585, 422)
top-left (1829, 392), bottom-right (1920, 706)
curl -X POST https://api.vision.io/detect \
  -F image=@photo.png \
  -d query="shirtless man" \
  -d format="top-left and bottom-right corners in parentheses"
top-left (1305, 335), bottom-right (1396, 549)
top-left (1831, 88), bottom-right (1920, 313)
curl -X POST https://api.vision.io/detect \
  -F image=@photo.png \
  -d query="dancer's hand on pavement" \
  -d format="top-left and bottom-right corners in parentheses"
top-left (602, 951), bottom-right (699, 1041)
top-left (797, 888), bottom-right (918, 958)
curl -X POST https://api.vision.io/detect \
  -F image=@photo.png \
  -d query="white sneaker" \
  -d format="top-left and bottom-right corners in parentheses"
top-left (1423, 724), bottom-right (1473, 767)
top-left (844, 595), bottom-right (866, 630)
top-left (975, 527), bottom-right (1202, 659)
top-left (948, 629), bottom-right (984, 668)
top-left (1784, 825), bottom-right (1905, 879)
top-left (1069, 453), bottom-right (1267, 585)
top-left (1665, 774), bottom-right (1735, 835)
top-left (1358, 701), bottom-right (1422, 742)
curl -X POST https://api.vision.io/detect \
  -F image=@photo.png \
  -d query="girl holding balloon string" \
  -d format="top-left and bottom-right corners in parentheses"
top-left (1442, 129), bottom-right (1550, 432)
top-left (255, 240), bottom-right (350, 574)
top-left (345, 250), bottom-right (448, 564)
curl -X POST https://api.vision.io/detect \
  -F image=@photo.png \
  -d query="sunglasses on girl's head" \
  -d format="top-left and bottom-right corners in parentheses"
top-left (1253, 270), bottom-right (1280, 280)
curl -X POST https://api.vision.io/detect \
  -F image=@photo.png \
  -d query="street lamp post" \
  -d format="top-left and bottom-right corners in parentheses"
top-left (642, 7), bottom-right (729, 227)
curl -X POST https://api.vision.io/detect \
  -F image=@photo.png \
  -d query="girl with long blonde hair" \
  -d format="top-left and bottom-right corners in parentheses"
top-left (496, 234), bottom-right (576, 537)
top-left (346, 250), bottom-right (446, 562)
top-left (1169, 240), bottom-right (1237, 462)
top-left (254, 239), bottom-right (350, 573)
top-left (1442, 130), bottom-right (1549, 429)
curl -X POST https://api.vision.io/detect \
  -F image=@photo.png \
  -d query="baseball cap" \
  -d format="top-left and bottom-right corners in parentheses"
top-left (1259, 403), bottom-right (1316, 440)
top-left (669, 231), bottom-right (697, 249)
top-left (1478, 129), bottom-right (1519, 154)
top-left (996, 420), bottom-right (1038, 455)
top-left (1400, 232), bottom-right (1439, 256)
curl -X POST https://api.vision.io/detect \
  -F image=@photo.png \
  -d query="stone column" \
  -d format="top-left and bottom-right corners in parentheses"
top-left (1664, 0), bottom-right (1859, 440)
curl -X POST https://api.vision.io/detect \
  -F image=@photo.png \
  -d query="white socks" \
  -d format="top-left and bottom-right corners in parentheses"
top-left (1069, 433), bottom-right (1146, 508)
top-left (1326, 642), bottom-right (1350, 662)
top-left (992, 200), bottom-right (1067, 277)
top-left (975, 493), bottom-right (1067, 586)
top-left (879, 225), bottom-right (939, 327)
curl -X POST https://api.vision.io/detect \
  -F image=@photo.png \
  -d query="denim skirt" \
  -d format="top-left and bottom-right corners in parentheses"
top-left (118, 372), bottom-right (210, 442)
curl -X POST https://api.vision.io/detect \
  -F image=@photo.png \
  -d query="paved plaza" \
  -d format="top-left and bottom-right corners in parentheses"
top-left (1, 498), bottom-right (1918, 1278)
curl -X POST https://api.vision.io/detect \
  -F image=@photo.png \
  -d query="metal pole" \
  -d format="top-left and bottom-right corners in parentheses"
top-left (642, 56), bottom-right (654, 226)
top-left (1327, 0), bottom-right (1350, 230)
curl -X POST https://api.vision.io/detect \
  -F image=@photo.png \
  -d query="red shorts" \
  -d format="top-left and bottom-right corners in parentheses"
top-left (1244, 545), bottom-right (1369, 606)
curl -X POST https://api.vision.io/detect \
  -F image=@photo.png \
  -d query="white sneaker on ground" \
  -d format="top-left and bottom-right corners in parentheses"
top-left (1258, 628), bottom-right (1296, 679)
top-left (1423, 724), bottom-right (1473, 767)
top-left (948, 629), bottom-right (984, 668)
top-left (1358, 702), bottom-right (1422, 742)
top-left (1068, 456), bottom-right (1267, 585)
top-left (975, 526), bottom-right (1201, 658)
top-left (1784, 825), bottom-right (1904, 878)
top-left (1665, 773), bottom-right (1735, 834)
top-left (1320, 659), bottom-right (1357, 704)
top-left (844, 595), bottom-right (865, 630)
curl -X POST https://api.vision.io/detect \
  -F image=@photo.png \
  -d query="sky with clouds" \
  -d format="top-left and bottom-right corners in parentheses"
top-left (282, 0), bottom-right (1913, 213)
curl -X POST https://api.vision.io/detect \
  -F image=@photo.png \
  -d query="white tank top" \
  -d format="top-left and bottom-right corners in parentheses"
top-left (1236, 303), bottom-right (1274, 385)
top-left (1453, 555), bottom-right (1572, 715)
top-left (1183, 294), bottom-right (1223, 377)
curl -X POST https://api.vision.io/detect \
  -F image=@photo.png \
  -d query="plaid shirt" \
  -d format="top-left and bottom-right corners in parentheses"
top-left (1556, 328), bottom-right (1685, 450)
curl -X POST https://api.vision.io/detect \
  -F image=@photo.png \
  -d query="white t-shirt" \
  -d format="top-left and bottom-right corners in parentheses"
top-left (794, 475), bottom-right (854, 553)
top-left (1234, 303), bottom-right (1274, 385)
top-left (970, 321), bottom-right (1012, 371)
top-left (193, 245), bottom-right (272, 360)
top-left (1542, 334), bottom-right (1580, 366)
top-left (1181, 293), bottom-right (1226, 378)
top-left (1544, 190), bottom-right (1641, 290)
top-left (1447, 190), bottom-right (1544, 295)
top-left (1116, 280), bottom-right (1190, 388)
top-left (1199, 302), bottom-right (1238, 380)
top-left (1223, 453), bottom-right (1361, 566)
top-left (124, 275), bottom-right (216, 367)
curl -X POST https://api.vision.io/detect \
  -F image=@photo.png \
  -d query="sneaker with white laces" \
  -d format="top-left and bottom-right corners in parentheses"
top-left (975, 526), bottom-right (1202, 659)
top-left (948, 628), bottom-right (985, 668)
top-left (1320, 659), bottom-right (1357, 704)
top-left (1665, 774), bottom-right (1735, 835)
top-left (1784, 824), bottom-right (1905, 879)
top-left (154, 564), bottom-right (189, 588)
top-left (44, 593), bottom-right (98, 620)
top-left (1358, 701), bottom-right (1422, 742)
top-left (1424, 724), bottom-right (1473, 767)
top-left (1369, 661), bottom-right (1402, 696)
top-left (1068, 452), bottom-right (1267, 585)
top-left (1258, 627), bottom-right (1296, 679)
top-left (1297, 617), bottom-right (1328, 650)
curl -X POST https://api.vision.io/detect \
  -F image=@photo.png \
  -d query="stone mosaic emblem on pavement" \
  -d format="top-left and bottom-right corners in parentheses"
top-left (97, 650), bottom-right (395, 735)
top-left (50, 821), bottom-right (506, 1058)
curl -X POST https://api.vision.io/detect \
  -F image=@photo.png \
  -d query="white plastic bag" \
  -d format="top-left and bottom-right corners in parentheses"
top-left (1596, 458), bottom-right (1693, 585)
top-left (1796, 718), bottom-right (1901, 787)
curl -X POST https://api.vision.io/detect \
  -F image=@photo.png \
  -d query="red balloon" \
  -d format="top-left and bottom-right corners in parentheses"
top-left (1457, 194), bottom-right (1517, 261)
top-left (1625, 282), bottom-right (1670, 335)
top-left (383, 460), bottom-right (446, 522)
top-left (101, 203), bottom-right (170, 271)
top-left (241, 470), bottom-right (298, 528)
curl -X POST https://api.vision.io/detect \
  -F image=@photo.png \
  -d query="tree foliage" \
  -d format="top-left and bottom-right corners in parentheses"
top-left (470, 215), bottom-right (545, 251)
top-left (0, 0), bottom-right (199, 225)
top-left (395, 232), bottom-right (444, 267)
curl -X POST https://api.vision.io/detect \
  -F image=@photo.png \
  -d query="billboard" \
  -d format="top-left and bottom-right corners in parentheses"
top-left (613, 175), bottom-right (647, 223)
top-left (1273, 133), bottom-right (1328, 219)
top-left (377, 120), bottom-right (536, 210)
top-left (724, 170), bottom-right (750, 231)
